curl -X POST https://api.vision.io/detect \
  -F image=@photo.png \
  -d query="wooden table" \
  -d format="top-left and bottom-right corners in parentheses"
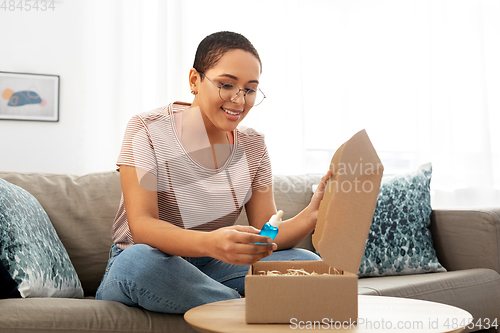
top-left (185, 295), bottom-right (472, 333)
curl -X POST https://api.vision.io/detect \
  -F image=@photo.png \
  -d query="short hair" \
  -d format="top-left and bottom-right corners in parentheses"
top-left (193, 31), bottom-right (262, 78)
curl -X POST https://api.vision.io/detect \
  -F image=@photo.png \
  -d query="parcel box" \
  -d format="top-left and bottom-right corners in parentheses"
top-left (245, 129), bottom-right (384, 324)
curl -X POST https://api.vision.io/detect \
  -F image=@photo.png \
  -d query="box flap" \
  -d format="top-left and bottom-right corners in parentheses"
top-left (312, 129), bottom-right (383, 274)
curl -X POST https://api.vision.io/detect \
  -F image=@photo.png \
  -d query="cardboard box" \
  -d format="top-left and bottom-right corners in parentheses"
top-left (245, 129), bottom-right (384, 324)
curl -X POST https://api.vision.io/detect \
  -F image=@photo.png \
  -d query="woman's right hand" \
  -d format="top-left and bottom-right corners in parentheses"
top-left (205, 225), bottom-right (277, 265)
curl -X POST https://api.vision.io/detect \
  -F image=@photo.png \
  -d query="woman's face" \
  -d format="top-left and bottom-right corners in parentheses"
top-left (191, 49), bottom-right (261, 134)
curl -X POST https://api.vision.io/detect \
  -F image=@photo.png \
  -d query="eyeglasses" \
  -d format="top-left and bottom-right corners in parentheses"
top-left (199, 72), bottom-right (266, 107)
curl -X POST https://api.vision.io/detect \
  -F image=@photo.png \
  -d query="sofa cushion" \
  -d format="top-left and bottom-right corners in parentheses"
top-left (358, 269), bottom-right (500, 333)
top-left (0, 178), bottom-right (83, 298)
top-left (358, 163), bottom-right (446, 277)
top-left (0, 171), bottom-right (122, 296)
top-left (0, 298), bottom-right (198, 333)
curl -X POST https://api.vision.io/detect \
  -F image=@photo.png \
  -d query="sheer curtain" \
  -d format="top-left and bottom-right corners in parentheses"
top-left (81, 0), bottom-right (499, 208)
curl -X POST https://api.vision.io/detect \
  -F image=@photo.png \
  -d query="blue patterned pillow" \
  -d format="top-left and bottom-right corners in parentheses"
top-left (0, 178), bottom-right (83, 298)
top-left (358, 163), bottom-right (446, 277)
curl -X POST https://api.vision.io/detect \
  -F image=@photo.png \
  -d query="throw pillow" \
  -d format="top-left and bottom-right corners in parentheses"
top-left (0, 178), bottom-right (84, 298)
top-left (358, 163), bottom-right (446, 277)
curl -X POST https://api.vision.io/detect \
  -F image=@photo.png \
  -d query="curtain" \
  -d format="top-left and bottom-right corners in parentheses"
top-left (81, 0), bottom-right (500, 208)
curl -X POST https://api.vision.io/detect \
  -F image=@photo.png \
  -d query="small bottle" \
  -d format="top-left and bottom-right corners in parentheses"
top-left (258, 210), bottom-right (284, 241)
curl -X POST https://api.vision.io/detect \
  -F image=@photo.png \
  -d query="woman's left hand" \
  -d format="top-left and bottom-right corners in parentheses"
top-left (244, 169), bottom-right (333, 251)
top-left (305, 170), bottom-right (333, 224)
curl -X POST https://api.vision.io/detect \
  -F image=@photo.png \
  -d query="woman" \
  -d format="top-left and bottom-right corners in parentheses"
top-left (95, 31), bottom-right (332, 314)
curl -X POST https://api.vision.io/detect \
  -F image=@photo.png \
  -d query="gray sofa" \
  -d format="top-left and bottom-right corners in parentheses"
top-left (0, 171), bottom-right (499, 333)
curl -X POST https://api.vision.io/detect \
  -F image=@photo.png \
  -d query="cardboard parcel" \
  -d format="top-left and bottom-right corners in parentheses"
top-left (245, 129), bottom-right (384, 324)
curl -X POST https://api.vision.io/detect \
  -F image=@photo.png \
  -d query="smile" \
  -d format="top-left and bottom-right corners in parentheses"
top-left (221, 107), bottom-right (242, 116)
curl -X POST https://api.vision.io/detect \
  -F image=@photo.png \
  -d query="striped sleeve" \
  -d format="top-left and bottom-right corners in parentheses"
top-left (116, 115), bottom-right (158, 177)
top-left (251, 144), bottom-right (273, 190)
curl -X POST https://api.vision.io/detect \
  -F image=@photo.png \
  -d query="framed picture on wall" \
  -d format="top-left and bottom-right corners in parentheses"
top-left (0, 71), bottom-right (60, 122)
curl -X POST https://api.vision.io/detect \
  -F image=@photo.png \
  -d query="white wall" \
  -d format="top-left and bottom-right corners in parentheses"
top-left (0, 2), bottom-right (106, 175)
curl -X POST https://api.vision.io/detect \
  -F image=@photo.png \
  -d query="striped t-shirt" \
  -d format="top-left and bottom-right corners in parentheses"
top-left (112, 102), bottom-right (273, 250)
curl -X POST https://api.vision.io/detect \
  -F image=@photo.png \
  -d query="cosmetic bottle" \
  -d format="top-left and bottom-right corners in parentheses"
top-left (258, 210), bottom-right (284, 241)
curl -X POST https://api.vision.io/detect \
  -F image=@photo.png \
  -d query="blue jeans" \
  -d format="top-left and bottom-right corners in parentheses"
top-left (95, 243), bottom-right (321, 314)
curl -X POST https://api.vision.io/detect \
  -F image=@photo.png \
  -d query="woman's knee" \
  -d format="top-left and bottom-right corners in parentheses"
top-left (122, 243), bottom-right (158, 259)
top-left (108, 244), bottom-right (169, 281)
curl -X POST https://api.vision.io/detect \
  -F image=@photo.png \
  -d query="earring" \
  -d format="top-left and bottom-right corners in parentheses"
top-left (191, 90), bottom-right (196, 95)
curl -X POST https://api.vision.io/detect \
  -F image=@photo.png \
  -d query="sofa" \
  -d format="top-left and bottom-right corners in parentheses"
top-left (0, 170), bottom-right (499, 333)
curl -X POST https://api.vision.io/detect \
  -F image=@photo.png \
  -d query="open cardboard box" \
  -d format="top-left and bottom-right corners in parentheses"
top-left (245, 129), bottom-right (384, 324)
